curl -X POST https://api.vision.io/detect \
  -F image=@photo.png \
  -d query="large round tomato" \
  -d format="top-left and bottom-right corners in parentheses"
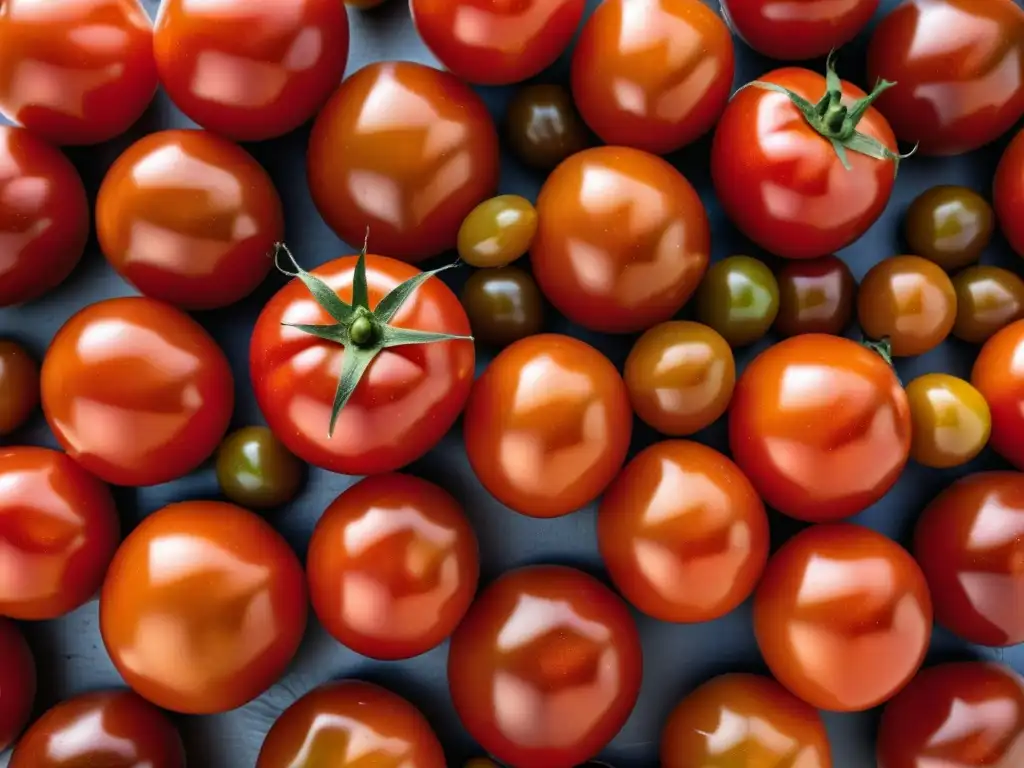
top-left (531, 146), bottom-right (710, 333)
top-left (972, 319), bottom-right (1024, 470)
top-left (0, 618), bottom-right (34, 752)
top-left (463, 334), bottom-right (632, 518)
top-left (41, 297), bottom-right (234, 487)
top-left (721, 0), bottom-right (878, 60)
top-left (154, 0), bottom-right (349, 142)
top-left (754, 524), bottom-right (932, 712)
top-left (729, 335), bottom-right (911, 522)
top-left (995, 128), bottom-right (1024, 257)
top-left (448, 565), bottom-right (643, 768)
top-left (96, 129), bottom-right (284, 310)
top-left (100, 501), bottom-right (307, 714)
top-left (867, 0), bottom-right (1024, 156)
top-left (307, 61), bottom-right (499, 262)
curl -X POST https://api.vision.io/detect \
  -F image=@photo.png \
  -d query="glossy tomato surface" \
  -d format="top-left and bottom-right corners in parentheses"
top-left (905, 373), bottom-right (991, 469)
top-left (972, 319), bottom-right (1024, 470)
top-left (953, 265), bottom-right (1024, 343)
top-left (0, 340), bottom-right (39, 435)
top-left (720, 0), bottom-right (878, 60)
top-left (996, 128), bottom-right (1024, 257)
top-left (774, 255), bottom-right (856, 337)
top-left (447, 565), bottom-right (643, 768)
top-left (0, 618), bottom-right (34, 752)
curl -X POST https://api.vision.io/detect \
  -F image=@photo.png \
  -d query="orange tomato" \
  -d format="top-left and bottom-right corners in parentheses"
top-left (972, 319), bottom-right (1024, 470)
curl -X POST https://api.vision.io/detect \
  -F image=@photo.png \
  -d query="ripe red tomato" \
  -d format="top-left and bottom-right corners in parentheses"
top-left (153, 0), bottom-right (349, 142)
top-left (721, 0), bottom-right (878, 60)
top-left (729, 335), bottom-right (911, 522)
top-left (867, 0), bottom-right (1024, 156)
top-left (598, 440), bottom-right (769, 623)
top-left (463, 334), bottom-right (632, 518)
top-left (308, 61), bottom-right (500, 262)
top-left (0, 341), bottom-right (39, 436)
top-left (41, 297), bottom-right (234, 487)
top-left (411, 0), bottom-right (585, 86)
top-left (972, 319), bottom-right (1024, 471)
top-left (531, 146), bottom-right (710, 333)
top-left (0, 0), bottom-right (157, 146)
top-left (754, 524), bottom-right (932, 712)
top-left (0, 125), bottom-right (89, 307)
top-left (100, 501), bottom-right (307, 714)
top-left (0, 618), bottom-right (34, 752)
top-left (96, 130), bottom-right (284, 310)
top-left (571, 0), bottom-right (734, 154)
top-left (448, 565), bottom-right (643, 768)
top-left (995, 128), bottom-right (1024, 257)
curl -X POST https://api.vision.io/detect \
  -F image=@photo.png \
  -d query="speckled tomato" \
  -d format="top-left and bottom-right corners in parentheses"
top-left (996, 128), bottom-right (1024, 257)
top-left (0, 618), bottom-right (34, 752)
top-left (972, 319), bottom-right (1024, 470)
top-left (720, 0), bottom-right (878, 60)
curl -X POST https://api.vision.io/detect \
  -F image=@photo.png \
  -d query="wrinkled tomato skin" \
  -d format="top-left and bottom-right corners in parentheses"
top-left (972, 320), bottom-right (1024, 471)
top-left (447, 565), bottom-right (643, 768)
top-left (41, 298), bottom-right (234, 487)
top-left (712, 68), bottom-right (897, 260)
top-left (251, 254), bottom-right (474, 476)
top-left (100, 501), bottom-right (307, 715)
top-left (0, 618), bottom-right (34, 752)
top-left (867, 0), bottom-right (1024, 156)
top-left (729, 335), bottom-right (911, 522)
top-left (995, 128), bottom-right (1024, 257)
top-left (720, 0), bottom-right (878, 60)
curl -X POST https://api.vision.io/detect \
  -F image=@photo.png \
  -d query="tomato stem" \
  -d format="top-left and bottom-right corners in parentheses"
top-left (861, 336), bottom-right (901, 383)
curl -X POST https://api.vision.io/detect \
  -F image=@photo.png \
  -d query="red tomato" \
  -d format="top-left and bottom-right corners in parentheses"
top-left (0, 125), bottom-right (89, 307)
top-left (754, 524), bottom-right (932, 712)
top-left (448, 565), bottom-right (643, 768)
top-left (721, 0), bottom-right (878, 60)
top-left (307, 61), bottom-right (500, 262)
top-left (0, 0), bottom-right (157, 146)
top-left (867, 0), bottom-right (1024, 156)
top-left (729, 335), bottom-right (911, 522)
top-left (531, 146), bottom-right (710, 333)
top-left (571, 0), bottom-right (734, 154)
top-left (598, 440), bottom-right (769, 623)
top-left (41, 297), bottom-right (234, 487)
top-left (96, 130), bottom-right (284, 310)
top-left (995, 128), bottom-right (1024, 257)
top-left (0, 618), bottom-right (34, 752)
top-left (463, 334), bottom-right (632, 518)
top-left (100, 501), bottom-right (307, 714)
top-left (411, 0), bottom-right (585, 86)
top-left (153, 0), bottom-right (348, 142)
top-left (972, 319), bottom-right (1024, 471)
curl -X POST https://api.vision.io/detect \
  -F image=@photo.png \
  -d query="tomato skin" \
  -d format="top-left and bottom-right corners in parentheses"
top-left (0, 618), bottom-right (34, 752)
top-left (995, 128), bottom-right (1024, 257)
top-left (774, 255), bottom-right (856, 337)
top-left (711, 68), bottom-right (897, 260)
top-left (0, 341), bottom-right (39, 435)
top-left (972, 319), bottom-right (1024, 471)
top-left (720, 0), bottom-right (878, 60)
top-left (905, 374), bottom-right (990, 469)
top-left (251, 254), bottom-right (474, 476)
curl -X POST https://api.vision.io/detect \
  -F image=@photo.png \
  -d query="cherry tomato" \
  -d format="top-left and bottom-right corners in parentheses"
top-left (972, 319), bottom-right (1024, 470)
top-left (774, 255), bottom-right (856, 337)
top-left (96, 130), bottom-right (284, 310)
top-left (100, 501), bottom-right (307, 714)
top-left (995, 128), bottom-right (1024, 257)
top-left (461, 267), bottom-right (544, 348)
top-left (215, 426), bottom-right (304, 511)
top-left (720, 0), bottom-right (878, 60)
top-left (257, 680), bottom-right (446, 768)
top-left (411, 0), bottom-right (585, 86)
top-left (0, 618), bottom-right (34, 752)
top-left (867, 0), bottom-right (1024, 156)
top-left (754, 524), bottom-right (932, 712)
top-left (463, 334), bottom-right (632, 518)
top-left (0, 125), bottom-right (89, 307)
top-left (448, 565), bottom-right (643, 768)
top-left (458, 195), bottom-right (537, 268)
top-left (154, 0), bottom-right (348, 142)
top-left (695, 255), bottom-right (779, 348)
top-left (905, 185), bottom-right (994, 270)
top-left (41, 297), bottom-right (234, 487)
top-left (953, 265), bottom-right (1024, 343)
top-left (0, 341), bottom-right (39, 435)
top-left (531, 146), bottom-right (710, 333)
top-left (308, 61), bottom-right (499, 262)
top-left (729, 335), bottom-right (911, 522)
top-left (906, 373), bottom-right (990, 469)
top-left (10, 689), bottom-right (185, 768)
top-left (505, 84), bottom-right (588, 172)
top-left (0, 0), bottom-right (157, 146)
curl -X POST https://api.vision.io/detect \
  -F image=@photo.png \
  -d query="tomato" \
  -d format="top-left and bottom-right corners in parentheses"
top-left (347, 0), bottom-right (387, 6)
top-left (411, 0), bottom-right (585, 86)
top-left (729, 335), bottom-right (911, 522)
top-left (905, 373), bottom-right (990, 469)
top-left (100, 501), bottom-right (306, 714)
top-left (308, 61), bottom-right (499, 263)
top-left (867, 0), bottom-right (1024, 156)
top-left (0, 341), bottom-right (39, 435)
top-left (96, 130), bottom-right (284, 310)
top-left (154, 0), bottom-right (348, 142)
top-left (694, 255), bottom-right (779, 348)
top-left (995, 128), bottom-right (1024, 257)
top-left (531, 146), bottom-right (710, 333)
top-left (447, 565), bottom-right (642, 768)
top-left (461, 267), bottom-right (544, 348)
top-left (660, 673), bottom-right (832, 768)
top-left (720, 0), bottom-right (877, 60)
top-left (0, 126), bottom-right (89, 307)
top-left (505, 84), bottom-right (589, 171)
top-left (458, 195), bottom-right (537, 269)
top-left (774, 255), bottom-right (856, 337)
top-left (904, 185), bottom-right (994, 270)
top-left (463, 334), bottom-right (632, 518)
top-left (0, 618), bottom-right (34, 752)
top-left (10, 689), bottom-right (185, 768)
top-left (257, 680), bottom-right (445, 768)
top-left (215, 426), bottom-right (304, 511)
top-left (972, 319), bottom-right (1024, 470)
top-left (307, 473), bottom-right (479, 660)
top-left (41, 297), bottom-right (234, 487)
top-left (953, 265), bottom-right (1024, 344)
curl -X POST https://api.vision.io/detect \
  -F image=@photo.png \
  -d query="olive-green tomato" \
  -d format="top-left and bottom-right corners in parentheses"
top-left (904, 185), bottom-right (994, 271)
top-left (695, 255), bottom-right (779, 347)
top-left (215, 426), bottom-right (304, 510)
top-left (461, 266), bottom-right (544, 347)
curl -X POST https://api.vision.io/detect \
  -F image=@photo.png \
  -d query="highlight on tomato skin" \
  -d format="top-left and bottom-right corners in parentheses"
top-left (972, 319), bottom-right (1024, 472)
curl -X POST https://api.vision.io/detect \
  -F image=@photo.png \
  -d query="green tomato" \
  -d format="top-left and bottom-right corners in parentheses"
top-left (695, 255), bottom-right (779, 347)
top-left (215, 426), bottom-right (304, 510)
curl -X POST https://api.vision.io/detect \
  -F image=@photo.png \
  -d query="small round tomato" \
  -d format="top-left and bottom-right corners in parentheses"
top-left (531, 146), bottom-right (710, 333)
top-left (906, 373), bottom-right (990, 468)
top-left (96, 130), bottom-right (284, 310)
top-left (905, 185), bottom-right (994, 270)
top-left (695, 255), bottom-right (779, 348)
top-left (10, 689), bottom-right (185, 768)
top-left (0, 0), bottom-right (157, 146)
top-left (0, 618), bottom-right (34, 752)
top-left (457, 195), bottom-right (538, 268)
top-left (995, 128), bottom-right (1024, 257)
top-left (972, 319), bottom-right (1024, 470)
top-left (154, 0), bottom-right (348, 142)
top-left (720, 0), bottom-right (878, 60)
top-left (774, 254), bottom-right (856, 337)
top-left (953, 265), bottom-right (1024, 343)
top-left (308, 61), bottom-right (499, 262)
top-left (571, 0), bottom-right (734, 154)
top-left (754, 524), bottom-right (932, 712)
top-left (41, 297), bottom-right (234, 487)
top-left (867, 0), bottom-right (1024, 156)
top-left (100, 501), bottom-right (307, 714)
top-left (505, 84), bottom-right (588, 172)
top-left (0, 341), bottom-right (39, 435)
top-left (463, 334), bottom-right (632, 518)
top-left (215, 426), bottom-right (304, 511)
top-left (448, 565), bottom-right (642, 768)
top-left (660, 673), bottom-right (832, 768)
top-left (461, 267), bottom-right (544, 348)
top-left (0, 126), bottom-right (89, 307)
